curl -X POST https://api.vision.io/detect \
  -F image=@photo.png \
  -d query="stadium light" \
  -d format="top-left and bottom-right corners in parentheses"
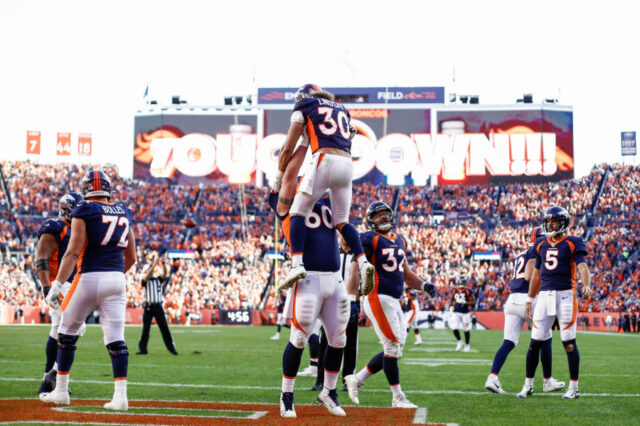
top-left (234, 96), bottom-right (243, 105)
top-left (172, 95), bottom-right (180, 105)
top-left (224, 97), bottom-right (233, 105)
top-left (460, 95), bottom-right (469, 104)
top-left (469, 95), bottom-right (479, 104)
top-left (523, 94), bottom-right (533, 103)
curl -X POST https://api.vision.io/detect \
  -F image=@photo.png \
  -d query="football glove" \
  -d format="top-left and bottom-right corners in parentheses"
top-left (422, 282), bottom-right (436, 298)
top-left (270, 170), bottom-right (283, 192)
top-left (45, 280), bottom-right (62, 310)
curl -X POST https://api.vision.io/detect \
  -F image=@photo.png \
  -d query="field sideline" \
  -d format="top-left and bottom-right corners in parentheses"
top-left (0, 325), bottom-right (638, 424)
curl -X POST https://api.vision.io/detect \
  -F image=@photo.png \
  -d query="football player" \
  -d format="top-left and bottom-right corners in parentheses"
top-left (450, 276), bottom-right (475, 352)
top-left (269, 189), bottom-right (349, 418)
top-left (485, 227), bottom-right (564, 394)
top-left (35, 192), bottom-right (85, 395)
top-left (518, 206), bottom-right (592, 399)
top-left (40, 170), bottom-right (137, 410)
top-left (402, 288), bottom-right (422, 345)
top-left (272, 84), bottom-right (375, 296)
top-left (344, 201), bottom-right (436, 408)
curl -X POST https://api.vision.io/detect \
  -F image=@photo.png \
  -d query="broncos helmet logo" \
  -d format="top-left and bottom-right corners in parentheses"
top-left (58, 192), bottom-right (83, 221)
top-left (543, 206), bottom-right (570, 237)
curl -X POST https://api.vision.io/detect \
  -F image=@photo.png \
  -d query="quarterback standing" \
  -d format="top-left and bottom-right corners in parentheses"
top-left (485, 228), bottom-right (564, 394)
top-left (518, 206), bottom-right (592, 399)
top-left (272, 84), bottom-right (375, 294)
top-left (344, 201), bottom-right (436, 408)
top-left (40, 170), bottom-right (137, 410)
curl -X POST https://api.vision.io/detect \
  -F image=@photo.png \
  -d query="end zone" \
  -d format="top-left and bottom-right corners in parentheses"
top-left (0, 399), bottom-right (454, 425)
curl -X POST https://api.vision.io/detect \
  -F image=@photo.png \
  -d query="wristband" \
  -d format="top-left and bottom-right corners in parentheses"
top-left (526, 296), bottom-right (534, 304)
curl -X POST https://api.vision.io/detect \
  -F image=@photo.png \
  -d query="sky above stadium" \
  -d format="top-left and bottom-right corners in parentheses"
top-left (0, 0), bottom-right (638, 179)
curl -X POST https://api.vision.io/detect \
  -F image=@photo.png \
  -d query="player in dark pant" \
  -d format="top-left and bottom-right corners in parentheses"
top-left (137, 254), bottom-right (177, 355)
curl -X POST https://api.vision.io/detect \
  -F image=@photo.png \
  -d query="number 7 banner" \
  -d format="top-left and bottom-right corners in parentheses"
top-left (26, 130), bottom-right (41, 154)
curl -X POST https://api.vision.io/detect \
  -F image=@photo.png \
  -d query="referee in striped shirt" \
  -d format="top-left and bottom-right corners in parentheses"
top-left (137, 254), bottom-right (178, 355)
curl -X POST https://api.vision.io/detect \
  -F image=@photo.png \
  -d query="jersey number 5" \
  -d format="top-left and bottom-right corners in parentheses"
top-left (101, 215), bottom-right (130, 247)
top-left (544, 249), bottom-right (559, 270)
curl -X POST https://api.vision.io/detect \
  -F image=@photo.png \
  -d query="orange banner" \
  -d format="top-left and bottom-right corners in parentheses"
top-left (78, 133), bottom-right (92, 156)
top-left (56, 132), bottom-right (71, 156)
top-left (26, 130), bottom-right (41, 154)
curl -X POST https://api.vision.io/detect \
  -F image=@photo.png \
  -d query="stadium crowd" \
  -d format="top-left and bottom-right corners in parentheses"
top-left (1, 160), bottom-right (639, 321)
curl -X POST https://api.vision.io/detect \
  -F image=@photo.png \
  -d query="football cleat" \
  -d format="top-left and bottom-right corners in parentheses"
top-left (392, 393), bottom-right (418, 408)
top-left (104, 397), bottom-right (128, 411)
top-left (317, 388), bottom-right (346, 416)
top-left (344, 374), bottom-right (363, 405)
top-left (562, 388), bottom-right (580, 399)
top-left (455, 341), bottom-right (464, 351)
top-left (310, 383), bottom-right (324, 391)
top-left (485, 374), bottom-right (507, 394)
top-left (40, 390), bottom-right (70, 405)
top-left (543, 377), bottom-right (566, 392)
top-left (280, 392), bottom-right (297, 418)
top-left (270, 333), bottom-right (280, 340)
top-left (298, 365), bottom-right (318, 377)
top-left (463, 344), bottom-right (471, 352)
top-left (278, 265), bottom-right (306, 291)
top-left (360, 262), bottom-right (375, 295)
top-left (516, 384), bottom-right (533, 398)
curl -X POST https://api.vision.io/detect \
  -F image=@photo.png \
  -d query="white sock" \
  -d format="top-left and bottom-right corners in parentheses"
top-left (356, 366), bottom-right (373, 383)
top-left (525, 377), bottom-right (534, 387)
top-left (569, 380), bottom-right (578, 389)
top-left (56, 373), bottom-right (70, 393)
top-left (292, 254), bottom-right (303, 268)
top-left (114, 379), bottom-right (127, 399)
top-left (282, 376), bottom-right (296, 393)
top-left (390, 383), bottom-right (404, 398)
top-left (324, 370), bottom-right (339, 391)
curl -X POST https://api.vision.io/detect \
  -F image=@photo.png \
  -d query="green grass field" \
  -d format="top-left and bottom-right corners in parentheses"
top-left (1, 324), bottom-right (638, 425)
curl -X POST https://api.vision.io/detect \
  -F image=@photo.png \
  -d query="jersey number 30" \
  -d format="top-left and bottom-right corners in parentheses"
top-left (101, 215), bottom-right (130, 247)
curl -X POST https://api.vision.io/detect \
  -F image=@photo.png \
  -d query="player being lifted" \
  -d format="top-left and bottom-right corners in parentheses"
top-left (450, 276), bottom-right (475, 352)
top-left (35, 192), bottom-right (85, 395)
top-left (344, 201), bottom-right (436, 408)
top-left (518, 206), bottom-right (592, 399)
top-left (268, 188), bottom-right (350, 418)
top-left (485, 228), bottom-right (564, 394)
top-left (271, 84), bottom-right (375, 294)
top-left (40, 170), bottom-right (137, 410)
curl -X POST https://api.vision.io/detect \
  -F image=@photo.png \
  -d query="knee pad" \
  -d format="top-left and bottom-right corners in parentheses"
top-left (289, 327), bottom-right (309, 349)
top-left (383, 340), bottom-right (404, 358)
top-left (57, 333), bottom-right (79, 351)
top-left (293, 297), bottom-right (317, 330)
top-left (106, 340), bottom-right (129, 358)
top-left (326, 331), bottom-right (346, 349)
top-left (562, 339), bottom-right (576, 353)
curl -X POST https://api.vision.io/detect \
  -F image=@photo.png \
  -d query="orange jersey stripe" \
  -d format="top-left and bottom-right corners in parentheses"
top-left (291, 283), bottom-right (306, 335)
top-left (563, 289), bottom-right (578, 330)
top-left (61, 272), bottom-right (81, 312)
top-left (49, 248), bottom-right (59, 282)
top-left (306, 119), bottom-right (319, 153)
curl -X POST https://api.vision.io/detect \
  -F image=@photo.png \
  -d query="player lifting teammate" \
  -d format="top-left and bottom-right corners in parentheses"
top-left (35, 192), bottom-right (85, 395)
top-left (271, 84), bottom-right (375, 295)
top-left (485, 227), bottom-right (564, 394)
top-left (40, 169), bottom-right (137, 410)
top-left (344, 201), bottom-right (436, 408)
top-left (268, 189), bottom-right (350, 418)
top-left (518, 206), bottom-right (592, 399)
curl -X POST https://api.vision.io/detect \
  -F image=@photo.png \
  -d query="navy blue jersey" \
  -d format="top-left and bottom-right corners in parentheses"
top-left (71, 200), bottom-right (134, 274)
top-left (509, 246), bottom-right (536, 294)
top-left (534, 235), bottom-right (588, 291)
top-left (452, 288), bottom-right (473, 313)
top-left (269, 193), bottom-right (339, 272)
top-left (294, 97), bottom-right (352, 154)
top-left (361, 231), bottom-right (409, 299)
top-left (37, 218), bottom-right (76, 283)
top-left (277, 292), bottom-right (286, 313)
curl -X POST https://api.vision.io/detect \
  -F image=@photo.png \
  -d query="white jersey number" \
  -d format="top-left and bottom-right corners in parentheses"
top-left (544, 249), bottom-right (559, 270)
top-left (101, 215), bottom-right (130, 248)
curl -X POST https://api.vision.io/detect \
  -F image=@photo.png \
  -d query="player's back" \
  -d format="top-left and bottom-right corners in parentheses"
top-left (294, 97), bottom-right (352, 154)
top-left (535, 235), bottom-right (588, 291)
top-left (509, 247), bottom-right (535, 294)
top-left (38, 217), bottom-right (76, 282)
top-left (72, 200), bottom-right (133, 273)
top-left (362, 230), bottom-right (408, 299)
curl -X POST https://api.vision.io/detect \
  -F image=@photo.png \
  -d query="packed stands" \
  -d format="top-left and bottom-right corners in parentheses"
top-left (1, 160), bottom-right (639, 318)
